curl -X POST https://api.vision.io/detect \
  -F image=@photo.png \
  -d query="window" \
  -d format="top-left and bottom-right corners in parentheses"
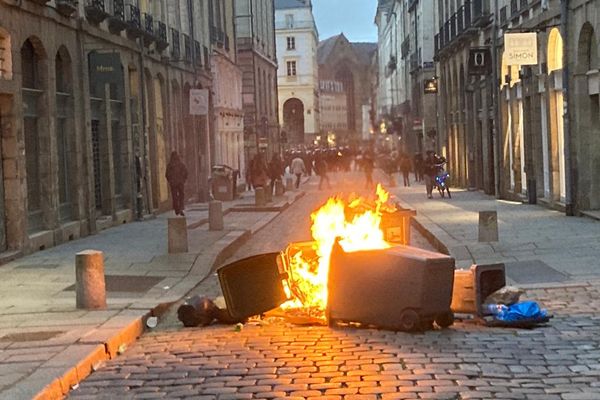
top-left (285, 14), bottom-right (294, 28)
top-left (286, 36), bottom-right (295, 50)
top-left (286, 61), bottom-right (297, 76)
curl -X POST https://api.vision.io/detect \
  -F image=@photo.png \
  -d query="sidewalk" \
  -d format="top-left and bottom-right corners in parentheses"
top-left (390, 180), bottom-right (600, 285)
top-left (0, 187), bottom-right (306, 400)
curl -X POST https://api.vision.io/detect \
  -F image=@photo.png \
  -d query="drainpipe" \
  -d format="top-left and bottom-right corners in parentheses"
top-left (491, 0), bottom-right (501, 197)
top-left (561, 0), bottom-right (574, 216)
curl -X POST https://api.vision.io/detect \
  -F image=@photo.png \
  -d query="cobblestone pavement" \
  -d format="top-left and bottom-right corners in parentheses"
top-left (68, 174), bottom-right (600, 399)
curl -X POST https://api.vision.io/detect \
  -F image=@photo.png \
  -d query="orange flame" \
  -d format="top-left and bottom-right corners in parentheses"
top-left (281, 184), bottom-right (393, 319)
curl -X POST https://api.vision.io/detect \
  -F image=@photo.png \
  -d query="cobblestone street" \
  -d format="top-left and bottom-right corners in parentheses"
top-left (67, 177), bottom-right (600, 399)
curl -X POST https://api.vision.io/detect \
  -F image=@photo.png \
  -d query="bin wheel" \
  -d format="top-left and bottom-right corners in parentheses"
top-left (435, 312), bottom-right (455, 328)
top-left (398, 309), bottom-right (420, 331)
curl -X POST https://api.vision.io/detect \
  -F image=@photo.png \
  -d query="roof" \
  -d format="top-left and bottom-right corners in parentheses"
top-left (274, 0), bottom-right (311, 9)
top-left (317, 34), bottom-right (377, 66)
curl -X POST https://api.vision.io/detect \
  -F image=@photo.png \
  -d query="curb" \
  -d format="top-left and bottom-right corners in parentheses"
top-left (30, 190), bottom-right (305, 400)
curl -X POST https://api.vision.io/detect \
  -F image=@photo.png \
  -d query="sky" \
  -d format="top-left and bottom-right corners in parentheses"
top-left (312, 0), bottom-right (378, 43)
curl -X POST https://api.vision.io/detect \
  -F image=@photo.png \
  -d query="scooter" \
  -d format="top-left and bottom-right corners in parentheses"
top-left (434, 166), bottom-right (451, 199)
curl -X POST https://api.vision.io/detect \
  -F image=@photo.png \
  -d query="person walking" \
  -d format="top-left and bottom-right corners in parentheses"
top-left (268, 153), bottom-right (284, 195)
top-left (314, 154), bottom-right (332, 190)
top-left (414, 153), bottom-right (423, 182)
top-left (400, 154), bottom-right (412, 187)
top-left (291, 153), bottom-right (306, 189)
top-left (423, 151), bottom-right (438, 199)
top-left (251, 153), bottom-right (269, 189)
top-left (165, 151), bottom-right (188, 216)
top-left (363, 151), bottom-right (375, 189)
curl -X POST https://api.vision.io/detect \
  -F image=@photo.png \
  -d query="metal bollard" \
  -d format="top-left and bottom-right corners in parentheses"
top-left (168, 217), bottom-right (189, 253)
top-left (209, 200), bottom-right (224, 231)
top-left (275, 180), bottom-right (285, 196)
top-left (255, 187), bottom-right (266, 207)
top-left (478, 211), bottom-right (499, 242)
top-left (285, 177), bottom-right (294, 191)
top-left (76, 250), bottom-right (107, 310)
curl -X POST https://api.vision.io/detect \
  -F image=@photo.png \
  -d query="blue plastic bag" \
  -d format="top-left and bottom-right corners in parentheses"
top-left (495, 300), bottom-right (547, 322)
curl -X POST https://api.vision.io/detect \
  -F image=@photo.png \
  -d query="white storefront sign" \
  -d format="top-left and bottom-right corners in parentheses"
top-left (189, 89), bottom-right (209, 115)
top-left (504, 32), bottom-right (538, 65)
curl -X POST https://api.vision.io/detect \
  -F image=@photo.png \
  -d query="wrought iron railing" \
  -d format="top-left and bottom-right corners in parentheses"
top-left (183, 34), bottom-right (191, 62)
top-left (143, 13), bottom-right (153, 35)
top-left (510, 0), bottom-right (518, 16)
top-left (157, 21), bottom-right (167, 42)
top-left (127, 4), bottom-right (141, 29)
top-left (520, 0), bottom-right (528, 10)
top-left (111, 0), bottom-right (124, 20)
top-left (194, 40), bottom-right (202, 66)
top-left (171, 29), bottom-right (180, 59)
top-left (500, 6), bottom-right (507, 25)
top-left (87, 0), bottom-right (105, 11)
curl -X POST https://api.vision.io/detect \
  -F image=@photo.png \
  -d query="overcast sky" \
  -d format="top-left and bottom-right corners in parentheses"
top-left (312, 0), bottom-right (378, 43)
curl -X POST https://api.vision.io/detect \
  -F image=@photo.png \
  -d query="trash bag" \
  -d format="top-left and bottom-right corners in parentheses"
top-left (483, 286), bottom-right (524, 307)
top-left (494, 300), bottom-right (548, 322)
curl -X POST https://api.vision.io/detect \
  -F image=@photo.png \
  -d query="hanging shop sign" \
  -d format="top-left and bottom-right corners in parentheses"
top-left (468, 47), bottom-right (492, 76)
top-left (504, 32), bottom-right (538, 66)
top-left (89, 51), bottom-right (123, 86)
top-left (189, 89), bottom-right (209, 115)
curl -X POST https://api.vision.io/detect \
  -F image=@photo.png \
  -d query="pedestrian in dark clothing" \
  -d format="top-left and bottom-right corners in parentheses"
top-left (400, 155), bottom-right (412, 187)
top-left (251, 153), bottom-right (269, 189)
top-left (414, 153), bottom-right (423, 182)
top-left (363, 152), bottom-right (375, 189)
top-left (268, 153), bottom-right (284, 195)
top-left (314, 155), bottom-right (331, 190)
top-left (166, 151), bottom-right (188, 216)
top-left (423, 151), bottom-right (439, 199)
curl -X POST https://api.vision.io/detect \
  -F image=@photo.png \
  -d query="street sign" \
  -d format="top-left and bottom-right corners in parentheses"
top-left (504, 32), bottom-right (538, 66)
top-left (424, 78), bottom-right (438, 94)
top-left (468, 47), bottom-right (492, 76)
top-left (189, 89), bottom-right (209, 115)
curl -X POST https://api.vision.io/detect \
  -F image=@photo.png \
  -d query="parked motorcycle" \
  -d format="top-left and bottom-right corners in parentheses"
top-left (434, 164), bottom-right (451, 199)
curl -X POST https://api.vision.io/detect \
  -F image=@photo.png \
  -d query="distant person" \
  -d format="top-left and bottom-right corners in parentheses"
top-left (291, 153), bottom-right (306, 189)
top-left (363, 152), bottom-right (375, 189)
top-left (414, 153), bottom-right (424, 182)
top-left (268, 153), bottom-right (284, 195)
top-left (400, 154), bottom-right (412, 187)
top-left (165, 151), bottom-right (188, 216)
top-left (314, 154), bottom-right (331, 190)
top-left (251, 153), bottom-right (269, 189)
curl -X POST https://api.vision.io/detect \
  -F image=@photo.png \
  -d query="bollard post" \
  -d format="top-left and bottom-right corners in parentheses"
top-left (265, 185), bottom-right (273, 203)
top-left (275, 180), bottom-right (285, 196)
top-left (76, 250), bottom-right (107, 310)
top-left (478, 211), bottom-right (499, 242)
top-left (285, 177), bottom-right (294, 191)
top-left (255, 187), bottom-right (266, 207)
top-left (168, 217), bottom-right (189, 253)
top-left (209, 200), bottom-right (224, 231)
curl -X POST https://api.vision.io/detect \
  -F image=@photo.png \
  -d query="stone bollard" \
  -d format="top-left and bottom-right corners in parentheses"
top-left (478, 211), bottom-right (499, 242)
top-left (168, 217), bottom-right (189, 253)
top-left (275, 180), bottom-right (285, 196)
top-left (209, 200), bottom-right (224, 231)
top-left (285, 177), bottom-right (294, 191)
top-left (76, 250), bottom-right (107, 310)
top-left (255, 187), bottom-right (266, 207)
top-left (265, 185), bottom-right (273, 203)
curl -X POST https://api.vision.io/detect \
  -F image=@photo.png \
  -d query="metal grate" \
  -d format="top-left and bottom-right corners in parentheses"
top-left (63, 275), bottom-right (165, 293)
top-left (91, 119), bottom-right (102, 210)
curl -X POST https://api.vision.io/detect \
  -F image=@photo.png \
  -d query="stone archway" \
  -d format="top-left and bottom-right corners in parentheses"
top-left (283, 98), bottom-right (305, 145)
top-left (575, 23), bottom-right (600, 210)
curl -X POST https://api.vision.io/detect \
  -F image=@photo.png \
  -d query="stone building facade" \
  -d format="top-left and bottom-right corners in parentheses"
top-left (0, 0), bottom-right (215, 257)
top-left (317, 34), bottom-right (377, 146)
top-left (275, 0), bottom-right (319, 146)
top-left (234, 0), bottom-right (279, 160)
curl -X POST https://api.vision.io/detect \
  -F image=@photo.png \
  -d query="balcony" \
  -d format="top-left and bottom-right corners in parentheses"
top-left (194, 41), bottom-right (202, 66)
top-left (500, 6), bottom-right (508, 26)
top-left (203, 46), bottom-right (210, 71)
top-left (85, 0), bottom-right (108, 24)
top-left (56, 0), bottom-right (77, 16)
top-left (409, 53), bottom-right (419, 72)
top-left (510, 0), bottom-right (518, 17)
top-left (274, 20), bottom-right (317, 31)
top-left (155, 21), bottom-right (168, 51)
top-left (471, 0), bottom-right (492, 27)
top-left (125, 4), bottom-right (143, 38)
top-left (171, 29), bottom-right (180, 60)
top-left (435, 0), bottom-right (481, 56)
top-left (142, 13), bottom-right (155, 46)
top-left (401, 37), bottom-right (410, 58)
top-left (107, 0), bottom-right (127, 34)
top-left (183, 34), bottom-right (191, 63)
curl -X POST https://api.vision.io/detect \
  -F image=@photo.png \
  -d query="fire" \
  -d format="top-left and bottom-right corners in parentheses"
top-left (281, 184), bottom-right (393, 320)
